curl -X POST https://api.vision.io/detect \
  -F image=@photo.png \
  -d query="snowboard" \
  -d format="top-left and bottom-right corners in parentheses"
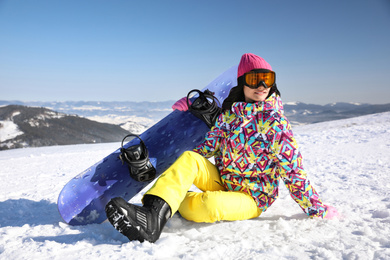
top-left (57, 65), bottom-right (238, 225)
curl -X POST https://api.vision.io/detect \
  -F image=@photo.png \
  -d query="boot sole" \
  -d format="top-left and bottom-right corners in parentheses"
top-left (105, 198), bottom-right (144, 242)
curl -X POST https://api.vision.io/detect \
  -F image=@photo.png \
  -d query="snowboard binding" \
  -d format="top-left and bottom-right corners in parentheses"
top-left (187, 89), bottom-right (221, 128)
top-left (119, 134), bottom-right (156, 182)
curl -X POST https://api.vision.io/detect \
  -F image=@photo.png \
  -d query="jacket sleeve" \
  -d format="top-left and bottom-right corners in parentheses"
top-left (271, 117), bottom-right (327, 218)
top-left (192, 113), bottom-right (225, 158)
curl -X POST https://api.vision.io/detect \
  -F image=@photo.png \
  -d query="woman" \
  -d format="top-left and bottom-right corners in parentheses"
top-left (105, 53), bottom-right (338, 243)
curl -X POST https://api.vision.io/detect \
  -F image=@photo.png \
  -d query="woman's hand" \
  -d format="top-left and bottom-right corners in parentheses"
top-left (172, 97), bottom-right (191, 111)
top-left (324, 205), bottom-right (340, 219)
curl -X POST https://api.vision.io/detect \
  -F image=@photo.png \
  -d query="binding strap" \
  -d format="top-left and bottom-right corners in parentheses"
top-left (119, 134), bottom-right (156, 182)
top-left (187, 89), bottom-right (221, 128)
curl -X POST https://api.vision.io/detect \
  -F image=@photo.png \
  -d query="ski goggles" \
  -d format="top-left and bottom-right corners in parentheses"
top-left (244, 69), bottom-right (276, 89)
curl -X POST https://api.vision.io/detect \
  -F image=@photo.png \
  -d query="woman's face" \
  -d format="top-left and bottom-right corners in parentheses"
top-left (243, 85), bottom-right (270, 103)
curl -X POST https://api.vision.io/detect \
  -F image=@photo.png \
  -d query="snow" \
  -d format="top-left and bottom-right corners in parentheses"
top-left (1, 112), bottom-right (390, 259)
top-left (284, 101), bottom-right (301, 106)
top-left (68, 105), bottom-right (111, 112)
top-left (0, 120), bottom-right (24, 142)
top-left (87, 114), bottom-right (154, 133)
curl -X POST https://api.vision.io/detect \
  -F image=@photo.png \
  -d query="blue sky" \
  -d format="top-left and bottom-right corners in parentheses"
top-left (0, 0), bottom-right (389, 104)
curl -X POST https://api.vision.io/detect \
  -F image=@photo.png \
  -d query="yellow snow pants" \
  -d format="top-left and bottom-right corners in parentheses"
top-left (145, 151), bottom-right (262, 223)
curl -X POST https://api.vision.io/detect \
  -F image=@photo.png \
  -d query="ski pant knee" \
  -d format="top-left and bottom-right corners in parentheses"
top-left (144, 151), bottom-right (224, 217)
top-left (178, 190), bottom-right (262, 223)
top-left (144, 150), bottom-right (261, 222)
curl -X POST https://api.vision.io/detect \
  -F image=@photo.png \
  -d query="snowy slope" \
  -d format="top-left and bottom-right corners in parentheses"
top-left (0, 112), bottom-right (389, 259)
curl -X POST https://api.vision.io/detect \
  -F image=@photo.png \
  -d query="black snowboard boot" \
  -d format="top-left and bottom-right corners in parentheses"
top-left (105, 195), bottom-right (171, 243)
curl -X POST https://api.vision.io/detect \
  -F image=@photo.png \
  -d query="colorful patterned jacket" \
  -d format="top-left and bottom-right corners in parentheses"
top-left (193, 93), bottom-right (327, 218)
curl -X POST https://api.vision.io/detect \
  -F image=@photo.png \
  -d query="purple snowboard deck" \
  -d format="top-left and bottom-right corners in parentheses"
top-left (57, 65), bottom-right (237, 225)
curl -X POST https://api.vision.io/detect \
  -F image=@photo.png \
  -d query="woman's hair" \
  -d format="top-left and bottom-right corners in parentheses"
top-left (221, 76), bottom-right (281, 111)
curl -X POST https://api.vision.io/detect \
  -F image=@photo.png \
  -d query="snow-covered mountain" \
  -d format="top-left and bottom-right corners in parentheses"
top-left (283, 101), bottom-right (390, 125)
top-left (1, 100), bottom-right (390, 150)
top-left (0, 101), bottom-right (174, 138)
top-left (0, 112), bottom-right (389, 259)
top-left (0, 100), bottom-right (174, 126)
top-left (0, 105), bottom-right (131, 150)
top-left (2, 100), bottom-right (389, 127)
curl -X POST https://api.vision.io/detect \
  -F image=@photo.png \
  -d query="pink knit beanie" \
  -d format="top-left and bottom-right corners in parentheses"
top-left (237, 53), bottom-right (272, 78)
